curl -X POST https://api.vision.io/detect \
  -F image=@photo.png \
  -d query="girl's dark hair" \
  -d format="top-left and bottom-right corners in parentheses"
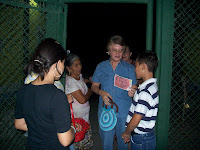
top-left (24, 38), bottom-right (66, 80)
top-left (106, 35), bottom-right (126, 51)
top-left (65, 54), bottom-right (80, 74)
top-left (137, 51), bottom-right (159, 73)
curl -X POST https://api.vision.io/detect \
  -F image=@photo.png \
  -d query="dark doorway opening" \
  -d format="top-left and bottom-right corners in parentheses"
top-left (66, 3), bottom-right (147, 77)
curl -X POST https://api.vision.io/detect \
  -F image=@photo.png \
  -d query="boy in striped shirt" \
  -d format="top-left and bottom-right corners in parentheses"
top-left (122, 51), bottom-right (159, 150)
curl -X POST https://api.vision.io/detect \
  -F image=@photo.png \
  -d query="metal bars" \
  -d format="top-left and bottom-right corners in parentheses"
top-left (168, 0), bottom-right (200, 149)
top-left (0, 0), bottom-right (67, 149)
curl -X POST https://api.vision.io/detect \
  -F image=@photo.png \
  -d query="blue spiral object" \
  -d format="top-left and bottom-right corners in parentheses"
top-left (99, 107), bottom-right (117, 131)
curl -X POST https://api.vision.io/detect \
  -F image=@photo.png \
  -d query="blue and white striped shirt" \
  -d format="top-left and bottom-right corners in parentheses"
top-left (125, 78), bottom-right (159, 134)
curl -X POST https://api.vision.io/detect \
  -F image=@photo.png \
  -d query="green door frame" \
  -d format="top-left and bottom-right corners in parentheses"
top-left (45, 0), bottom-right (68, 86)
top-left (63, 0), bottom-right (175, 149)
top-left (45, 0), bottom-right (67, 47)
top-left (155, 0), bottom-right (175, 149)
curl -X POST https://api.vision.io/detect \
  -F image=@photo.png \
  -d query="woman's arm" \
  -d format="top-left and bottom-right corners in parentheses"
top-left (14, 118), bottom-right (28, 131)
top-left (70, 88), bottom-right (92, 104)
top-left (66, 94), bottom-right (73, 103)
top-left (91, 82), bottom-right (101, 95)
top-left (57, 127), bottom-right (75, 147)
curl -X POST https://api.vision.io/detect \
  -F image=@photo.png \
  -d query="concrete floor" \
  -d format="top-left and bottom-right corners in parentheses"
top-left (89, 95), bottom-right (102, 150)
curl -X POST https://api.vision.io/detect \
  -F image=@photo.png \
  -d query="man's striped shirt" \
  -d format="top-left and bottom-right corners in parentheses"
top-left (125, 78), bottom-right (159, 134)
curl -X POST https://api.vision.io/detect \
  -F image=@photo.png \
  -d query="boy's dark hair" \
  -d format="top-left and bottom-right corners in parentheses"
top-left (106, 35), bottom-right (126, 51)
top-left (137, 51), bottom-right (158, 73)
top-left (24, 38), bottom-right (66, 80)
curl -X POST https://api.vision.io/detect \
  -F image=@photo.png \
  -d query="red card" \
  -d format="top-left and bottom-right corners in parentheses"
top-left (114, 74), bottom-right (132, 91)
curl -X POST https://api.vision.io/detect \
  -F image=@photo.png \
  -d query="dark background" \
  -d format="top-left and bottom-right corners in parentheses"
top-left (66, 3), bottom-right (147, 77)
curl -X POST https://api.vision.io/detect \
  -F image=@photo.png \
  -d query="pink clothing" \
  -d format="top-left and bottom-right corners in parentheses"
top-left (65, 74), bottom-right (90, 123)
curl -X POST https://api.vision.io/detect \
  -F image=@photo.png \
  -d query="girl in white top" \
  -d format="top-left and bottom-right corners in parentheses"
top-left (65, 54), bottom-right (93, 149)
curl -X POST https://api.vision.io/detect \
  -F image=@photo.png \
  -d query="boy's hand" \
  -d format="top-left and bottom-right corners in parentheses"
top-left (121, 132), bottom-right (131, 143)
top-left (128, 87), bottom-right (137, 97)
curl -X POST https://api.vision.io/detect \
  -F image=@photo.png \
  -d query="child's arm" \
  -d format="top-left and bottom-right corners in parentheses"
top-left (125, 113), bottom-right (142, 134)
top-left (121, 113), bottom-right (143, 143)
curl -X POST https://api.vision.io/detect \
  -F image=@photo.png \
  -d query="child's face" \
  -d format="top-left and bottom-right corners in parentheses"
top-left (135, 60), bottom-right (143, 80)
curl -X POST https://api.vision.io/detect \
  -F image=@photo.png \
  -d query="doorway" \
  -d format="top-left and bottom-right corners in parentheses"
top-left (66, 3), bottom-right (147, 76)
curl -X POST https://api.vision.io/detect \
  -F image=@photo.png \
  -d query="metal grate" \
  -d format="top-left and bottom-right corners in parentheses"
top-left (0, 0), bottom-right (66, 149)
top-left (168, 0), bottom-right (200, 149)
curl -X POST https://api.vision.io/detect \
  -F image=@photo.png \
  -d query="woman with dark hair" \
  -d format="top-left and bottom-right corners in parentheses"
top-left (65, 54), bottom-right (93, 149)
top-left (14, 38), bottom-right (75, 150)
